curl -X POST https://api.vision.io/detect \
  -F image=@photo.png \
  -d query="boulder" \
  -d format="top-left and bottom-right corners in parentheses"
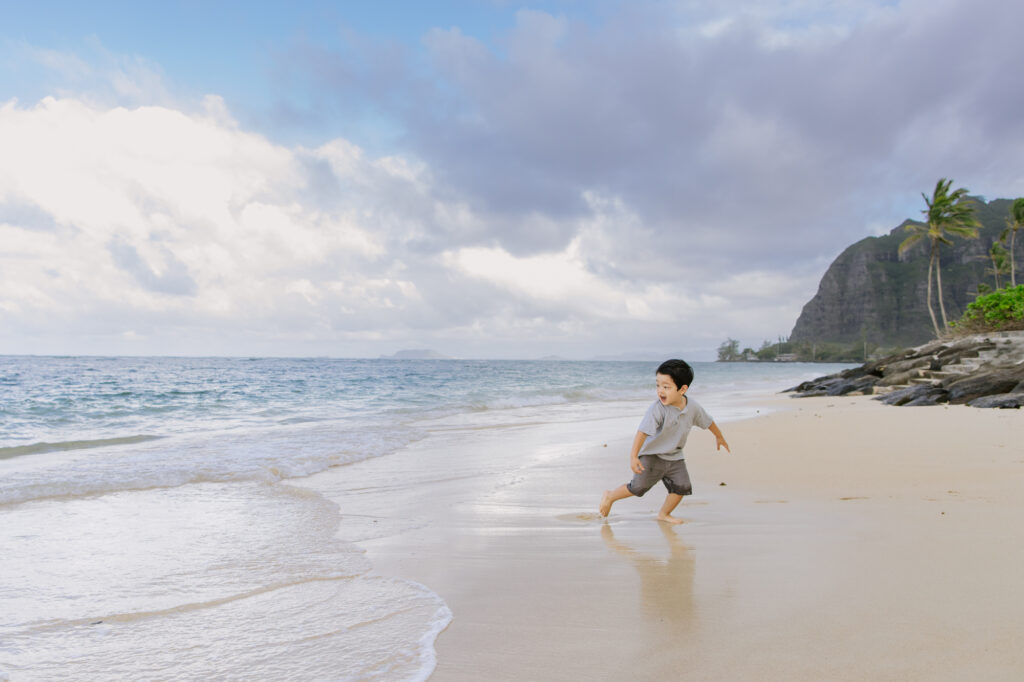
top-left (860, 357), bottom-right (890, 376)
top-left (787, 376), bottom-right (846, 396)
top-left (877, 384), bottom-right (949, 406)
top-left (787, 373), bottom-right (881, 397)
top-left (878, 369), bottom-right (924, 387)
top-left (787, 375), bottom-right (838, 393)
top-left (944, 364), bottom-right (1024, 404)
top-left (904, 390), bottom-right (951, 406)
top-left (828, 375), bottom-right (880, 396)
top-left (967, 392), bottom-right (1024, 409)
top-left (880, 356), bottom-right (931, 377)
top-left (934, 342), bottom-right (996, 366)
top-left (837, 365), bottom-right (878, 380)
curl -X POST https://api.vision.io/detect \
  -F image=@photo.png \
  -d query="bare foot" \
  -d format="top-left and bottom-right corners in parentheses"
top-left (599, 490), bottom-right (613, 517)
top-left (657, 514), bottom-right (684, 525)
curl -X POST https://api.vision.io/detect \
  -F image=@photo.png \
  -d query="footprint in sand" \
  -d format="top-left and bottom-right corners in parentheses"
top-left (839, 496), bottom-right (869, 501)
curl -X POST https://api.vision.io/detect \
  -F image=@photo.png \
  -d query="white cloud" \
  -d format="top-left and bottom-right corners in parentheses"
top-left (0, 96), bottom-right (423, 354)
top-left (0, 91), bottom-right (926, 358)
top-left (0, 89), bottom-right (779, 358)
top-left (7, 0), bottom-right (1024, 359)
top-left (443, 238), bottom-right (675, 319)
top-left (9, 37), bottom-right (175, 108)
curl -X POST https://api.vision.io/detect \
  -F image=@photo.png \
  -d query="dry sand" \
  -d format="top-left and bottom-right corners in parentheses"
top-left (304, 395), bottom-right (1024, 681)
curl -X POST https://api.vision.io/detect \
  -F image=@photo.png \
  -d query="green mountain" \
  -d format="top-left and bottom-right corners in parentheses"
top-left (790, 197), bottom-right (1021, 347)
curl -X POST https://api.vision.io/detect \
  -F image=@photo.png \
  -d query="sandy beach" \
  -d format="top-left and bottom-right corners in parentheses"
top-left (300, 394), bottom-right (1024, 681)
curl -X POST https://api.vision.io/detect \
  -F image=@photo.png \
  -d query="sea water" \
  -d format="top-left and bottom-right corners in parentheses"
top-left (0, 356), bottom-right (851, 681)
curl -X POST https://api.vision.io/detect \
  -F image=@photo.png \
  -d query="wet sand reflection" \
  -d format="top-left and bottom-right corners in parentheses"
top-left (600, 522), bottom-right (696, 635)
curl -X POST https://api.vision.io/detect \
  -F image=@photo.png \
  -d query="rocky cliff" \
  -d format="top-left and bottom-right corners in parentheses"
top-left (790, 198), bottom-right (1022, 347)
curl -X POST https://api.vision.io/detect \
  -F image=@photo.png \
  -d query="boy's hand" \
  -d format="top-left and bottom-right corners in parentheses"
top-left (708, 422), bottom-right (730, 453)
top-left (630, 455), bottom-right (645, 474)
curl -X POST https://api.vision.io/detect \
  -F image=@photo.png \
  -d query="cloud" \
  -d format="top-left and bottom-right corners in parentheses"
top-left (0, 92), bottom-right (805, 358)
top-left (6, 37), bottom-right (174, 108)
top-left (273, 0), bottom-right (1024, 267)
top-left (296, 0), bottom-right (1022, 353)
top-left (109, 237), bottom-right (198, 296)
top-left (442, 238), bottom-right (675, 320)
top-left (0, 96), bottom-right (411, 353)
top-left (5, 0), bottom-right (1024, 358)
top-left (0, 95), bottom-right (697, 357)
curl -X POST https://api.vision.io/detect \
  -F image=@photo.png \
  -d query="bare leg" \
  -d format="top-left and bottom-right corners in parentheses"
top-left (657, 493), bottom-right (685, 524)
top-left (600, 484), bottom-right (633, 517)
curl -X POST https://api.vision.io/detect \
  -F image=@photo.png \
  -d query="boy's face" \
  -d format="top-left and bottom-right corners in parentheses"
top-left (655, 372), bottom-right (688, 408)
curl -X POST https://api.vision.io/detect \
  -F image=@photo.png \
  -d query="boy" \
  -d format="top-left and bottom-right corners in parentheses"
top-left (599, 359), bottom-right (730, 524)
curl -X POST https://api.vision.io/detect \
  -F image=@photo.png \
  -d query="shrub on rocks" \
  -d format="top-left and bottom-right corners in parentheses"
top-left (951, 285), bottom-right (1024, 334)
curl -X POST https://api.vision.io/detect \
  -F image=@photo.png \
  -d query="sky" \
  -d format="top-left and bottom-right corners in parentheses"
top-left (2, 0), bottom-right (1023, 360)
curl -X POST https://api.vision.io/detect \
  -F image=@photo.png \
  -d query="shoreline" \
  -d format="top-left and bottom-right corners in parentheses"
top-left (302, 393), bottom-right (1024, 680)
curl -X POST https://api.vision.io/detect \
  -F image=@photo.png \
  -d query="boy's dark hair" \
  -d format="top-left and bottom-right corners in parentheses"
top-left (657, 359), bottom-right (694, 390)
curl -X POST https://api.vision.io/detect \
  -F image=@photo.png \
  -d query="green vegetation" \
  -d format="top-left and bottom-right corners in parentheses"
top-left (987, 242), bottom-right (1011, 290)
top-left (717, 337), bottom-right (900, 363)
top-left (898, 178), bottom-right (981, 337)
top-left (717, 337), bottom-right (795, 362)
top-left (951, 285), bottom-right (1024, 334)
top-left (716, 338), bottom-right (742, 362)
top-left (1000, 198), bottom-right (1024, 287)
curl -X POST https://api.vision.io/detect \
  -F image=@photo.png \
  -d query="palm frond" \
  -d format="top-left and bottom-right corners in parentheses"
top-left (945, 225), bottom-right (980, 238)
top-left (898, 231), bottom-right (925, 255)
top-left (1012, 197), bottom-right (1024, 226)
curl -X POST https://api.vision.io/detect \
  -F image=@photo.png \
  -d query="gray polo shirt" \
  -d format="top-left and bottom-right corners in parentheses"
top-left (637, 397), bottom-right (714, 461)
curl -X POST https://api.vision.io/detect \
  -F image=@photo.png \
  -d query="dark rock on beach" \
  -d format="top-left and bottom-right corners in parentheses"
top-left (786, 331), bottom-right (1024, 409)
top-left (944, 365), bottom-right (1024, 404)
top-left (787, 376), bottom-right (851, 397)
top-left (786, 365), bottom-right (884, 396)
top-left (967, 392), bottom-right (1024, 408)
top-left (877, 384), bottom-right (950, 407)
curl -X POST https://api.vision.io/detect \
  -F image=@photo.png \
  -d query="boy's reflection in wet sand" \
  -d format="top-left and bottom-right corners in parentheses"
top-left (600, 522), bottom-right (697, 633)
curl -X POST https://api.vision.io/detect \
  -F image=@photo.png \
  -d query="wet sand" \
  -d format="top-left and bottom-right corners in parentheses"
top-left (304, 395), bottom-right (1024, 680)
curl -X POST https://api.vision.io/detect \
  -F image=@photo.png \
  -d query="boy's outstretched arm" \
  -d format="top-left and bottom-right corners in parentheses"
top-left (708, 422), bottom-right (730, 452)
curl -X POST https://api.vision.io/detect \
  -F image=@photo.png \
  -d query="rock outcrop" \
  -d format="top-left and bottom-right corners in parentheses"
top-left (790, 198), bottom-right (1024, 348)
top-left (787, 331), bottom-right (1024, 408)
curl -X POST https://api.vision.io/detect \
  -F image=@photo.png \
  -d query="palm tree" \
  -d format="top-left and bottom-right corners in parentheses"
top-left (898, 178), bottom-right (981, 337)
top-left (1000, 197), bottom-right (1024, 287)
top-left (987, 242), bottom-right (1010, 290)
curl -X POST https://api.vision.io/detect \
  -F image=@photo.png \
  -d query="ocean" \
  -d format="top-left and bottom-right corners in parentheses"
top-left (0, 356), bottom-right (852, 681)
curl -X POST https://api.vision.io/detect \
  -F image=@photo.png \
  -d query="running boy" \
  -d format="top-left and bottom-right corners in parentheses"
top-left (599, 359), bottom-right (730, 524)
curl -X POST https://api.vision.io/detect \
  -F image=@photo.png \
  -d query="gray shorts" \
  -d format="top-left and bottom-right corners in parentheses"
top-left (627, 455), bottom-right (693, 497)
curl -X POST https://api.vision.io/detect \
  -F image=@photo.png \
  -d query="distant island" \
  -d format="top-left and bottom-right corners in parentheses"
top-left (379, 349), bottom-right (452, 360)
top-left (590, 352), bottom-right (669, 362)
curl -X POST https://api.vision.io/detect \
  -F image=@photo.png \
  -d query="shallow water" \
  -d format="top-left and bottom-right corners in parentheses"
top-left (0, 357), bottom-right (851, 680)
